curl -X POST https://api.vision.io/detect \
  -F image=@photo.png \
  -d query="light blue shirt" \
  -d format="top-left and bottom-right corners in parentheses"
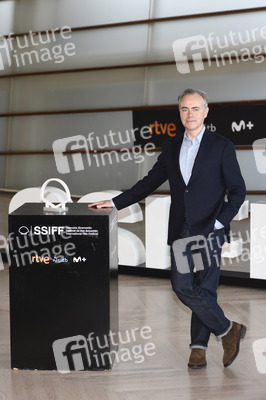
top-left (179, 126), bottom-right (205, 185)
top-left (179, 126), bottom-right (224, 230)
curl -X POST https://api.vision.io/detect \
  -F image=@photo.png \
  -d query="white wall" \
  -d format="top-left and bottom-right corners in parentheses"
top-left (0, 0), bottom-right (15, 187)
top-left (0, 1), bottom-right (15, 35)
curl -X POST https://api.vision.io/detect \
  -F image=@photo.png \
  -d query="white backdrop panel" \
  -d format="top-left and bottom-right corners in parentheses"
top-left (149, 11), bottom-right (266, 61)
top-left (236, 150), bottom-right (266, 191)
top-left (3, 26), bottom-right (149, 74)
top-left (10, 68), bottom-right (146, 112)
top-left (13, 0), bottom-right (151, 33)
top-left (7, 111), bottom-right (134, 150)
top-left (145, 62), bottom-right (266, 105)
top-left (0, 80), bottom-right (11, 113)
top-left (0, 118), bottom-right (8, 147)
top-left (152, 0), bottom-right (266, 18)
top-left (5, 152), bottom-right (155, 195)
top-left (0, 1), bottom-right (15, 35)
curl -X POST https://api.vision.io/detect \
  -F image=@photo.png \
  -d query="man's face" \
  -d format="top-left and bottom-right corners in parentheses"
top-left (179, 94), bottom-right (209, 136)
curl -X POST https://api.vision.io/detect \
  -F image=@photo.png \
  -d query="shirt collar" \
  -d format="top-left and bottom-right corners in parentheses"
top-left (183, 126), bottom-right (206, 145)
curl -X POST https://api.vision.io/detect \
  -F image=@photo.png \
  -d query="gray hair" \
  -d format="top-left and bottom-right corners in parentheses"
top-left (177, 88), bottom-right (208, 109)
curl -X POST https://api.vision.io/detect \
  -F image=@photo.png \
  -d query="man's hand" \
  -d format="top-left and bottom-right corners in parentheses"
top-left (88, 200), bottom-right (113, 209)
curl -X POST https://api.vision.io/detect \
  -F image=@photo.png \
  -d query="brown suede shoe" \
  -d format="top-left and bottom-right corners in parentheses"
top-left (188, 349), bottom-right (207, 369)
top-left (222, 321), bottom-right (247, 367)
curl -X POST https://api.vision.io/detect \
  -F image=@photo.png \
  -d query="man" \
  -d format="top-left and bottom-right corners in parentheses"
top-left (89, 88), bottom-right (247, 369)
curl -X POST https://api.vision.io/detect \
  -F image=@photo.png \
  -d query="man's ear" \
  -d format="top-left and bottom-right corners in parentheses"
top-left (204, 107), bottom-right (209, 119)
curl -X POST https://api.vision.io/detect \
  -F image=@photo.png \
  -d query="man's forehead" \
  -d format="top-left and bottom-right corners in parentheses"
top-left (180, 94), bottom-right (204, 107)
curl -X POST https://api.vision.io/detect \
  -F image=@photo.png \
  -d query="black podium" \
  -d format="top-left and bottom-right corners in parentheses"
top-left (8, 203), bottom-right (118, 372)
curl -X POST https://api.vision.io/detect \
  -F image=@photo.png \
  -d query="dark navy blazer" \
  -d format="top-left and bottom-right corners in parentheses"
top-left (113, 129), bottom-right (246, 245)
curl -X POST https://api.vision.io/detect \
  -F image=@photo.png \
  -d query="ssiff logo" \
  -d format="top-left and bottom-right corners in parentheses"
top-left (52, 135), bottom-right (91, 174)
top-left (172, 235), bottom-right (212, 274)
top-left (53, 335), bottom-right (91, 373)
top-left (172, 35), bottom-right (211, 74)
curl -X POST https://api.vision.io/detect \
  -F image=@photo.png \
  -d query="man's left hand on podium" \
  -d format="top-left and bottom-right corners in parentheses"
top-left (88, 200), bottom-right (113, 209)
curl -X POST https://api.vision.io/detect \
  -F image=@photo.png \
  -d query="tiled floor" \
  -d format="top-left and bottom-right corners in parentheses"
top-left (1, 266), bottom-right (266, 400)
top-left (1, 192), bottom-right (266, 400)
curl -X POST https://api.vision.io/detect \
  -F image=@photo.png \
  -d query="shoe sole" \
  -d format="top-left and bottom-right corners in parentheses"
top-left (224, 324), bottom-right (247, 368)
top-left (188, 362), bottom-right (207, 369)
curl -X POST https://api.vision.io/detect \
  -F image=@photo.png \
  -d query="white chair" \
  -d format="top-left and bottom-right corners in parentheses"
top-left (0, 236), bottom-right (6, 270)
top-left (222, 239), bottom-right (243, 258)
top-left (117, 228), bottom-right (145, 266)
top-left (145, 195), bottom-right (171, 269)
top-left (221, 199), bottom-right (248, 259)
top-left (78, 191), bottom-right (145, 266)
top-left (233, 200), bottom-right (249, 220)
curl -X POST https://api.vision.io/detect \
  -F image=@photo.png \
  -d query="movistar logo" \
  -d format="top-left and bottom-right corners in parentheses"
top-left (232, 120), bottom-right (254, 132)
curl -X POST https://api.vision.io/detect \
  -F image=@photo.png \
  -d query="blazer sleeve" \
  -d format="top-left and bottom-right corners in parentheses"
top-left (112, 150), bottom-right (168, 210)
top-left (216, 140), bottom-right (246, 226)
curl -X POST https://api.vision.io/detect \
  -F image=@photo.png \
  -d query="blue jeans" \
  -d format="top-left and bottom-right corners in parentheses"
top-left (171, 222), bottom-right (231, 349)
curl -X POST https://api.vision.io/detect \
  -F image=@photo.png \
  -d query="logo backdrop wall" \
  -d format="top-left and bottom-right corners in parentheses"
top-left (133, 104), bottom-right (266, 147)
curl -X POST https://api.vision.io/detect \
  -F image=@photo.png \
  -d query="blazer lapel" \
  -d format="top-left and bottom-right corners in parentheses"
top-left (172, 134), bottom-right (186, 184)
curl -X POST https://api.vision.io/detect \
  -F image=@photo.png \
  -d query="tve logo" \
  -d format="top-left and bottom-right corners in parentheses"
top-left (149, 121), bottom-right (177, 137)
top-left (32, 255), bottom-right (50, 264)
